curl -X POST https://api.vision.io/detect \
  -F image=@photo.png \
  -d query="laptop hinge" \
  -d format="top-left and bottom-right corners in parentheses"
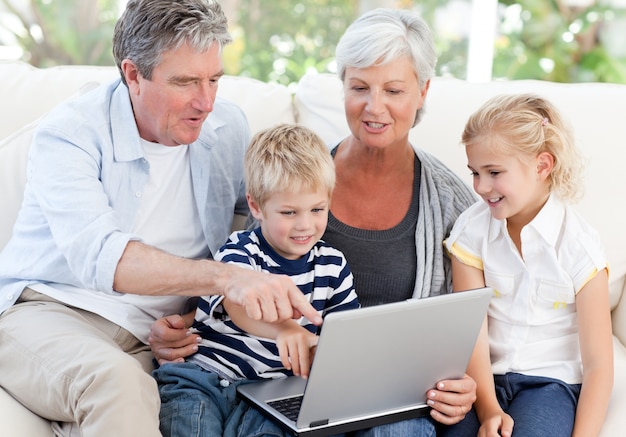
top-left (309, 419), bottom-right (329, 428)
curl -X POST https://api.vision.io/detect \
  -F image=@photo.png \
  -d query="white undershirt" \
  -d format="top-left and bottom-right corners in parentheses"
top-left (134, 139), bottom-right (208, 259)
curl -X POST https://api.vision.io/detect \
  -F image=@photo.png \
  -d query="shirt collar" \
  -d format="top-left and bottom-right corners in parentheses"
top-left (110, 80), bottom-right (144, 162)
top-left (109, 81), bottom-right (225, 161)
top-left (488, 193), bottom-right (565, 246)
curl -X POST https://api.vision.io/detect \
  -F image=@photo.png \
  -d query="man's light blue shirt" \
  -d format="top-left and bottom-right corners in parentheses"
top-left (0, 79), bottom-right (250, 333)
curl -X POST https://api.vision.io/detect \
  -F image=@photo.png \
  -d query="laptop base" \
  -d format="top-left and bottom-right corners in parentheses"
top-left (239, 391), bottom-right (431, 437)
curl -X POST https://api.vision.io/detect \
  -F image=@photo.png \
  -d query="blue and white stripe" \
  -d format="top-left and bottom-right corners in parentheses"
top-left (188, 228), bottom-right (359, 380)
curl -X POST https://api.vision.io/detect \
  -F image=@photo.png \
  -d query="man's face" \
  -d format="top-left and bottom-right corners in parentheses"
top-left (123, 42), bottom-right (224, 146)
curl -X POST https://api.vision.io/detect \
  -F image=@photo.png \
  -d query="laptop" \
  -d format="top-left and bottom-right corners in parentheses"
top-left (236, 287), bottom-right (492, 436)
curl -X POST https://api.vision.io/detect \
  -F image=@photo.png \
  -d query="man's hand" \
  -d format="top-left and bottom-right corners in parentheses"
top-left (426, 374), bottom-right (477, 425)
top-left (223, 267), bottom-right (322, 325)
top-left (149, 314), bottom-right (199, 365)
top-left (148, 264), bottom-right (323, 365)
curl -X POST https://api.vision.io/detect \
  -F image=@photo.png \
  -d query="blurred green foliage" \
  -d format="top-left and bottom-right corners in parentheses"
top-left (228, 0), bottom-right (358, 86)
top-left (0, 0), bottom-right (119, 66)
top-left (0, 0), bottom-right (624, 84)
top-left (494, 0), bottom-right (626, 82)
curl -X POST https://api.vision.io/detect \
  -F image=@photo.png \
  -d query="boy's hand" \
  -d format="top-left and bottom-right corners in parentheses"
top-left (275, 325), bottom-right (319, 378)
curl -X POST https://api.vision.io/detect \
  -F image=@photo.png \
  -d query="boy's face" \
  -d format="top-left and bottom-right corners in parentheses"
top-left (248, 187), bottom-right (330, 260)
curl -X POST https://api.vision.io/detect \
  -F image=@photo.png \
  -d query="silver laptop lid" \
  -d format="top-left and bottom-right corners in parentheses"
top-left (296, 288), bottom-right (492, 429)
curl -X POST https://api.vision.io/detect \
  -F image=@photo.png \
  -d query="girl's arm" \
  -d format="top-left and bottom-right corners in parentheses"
top-left (450, 256), bottom-right (514, 437)
top-left (573, 268), bottom-right (613, 437)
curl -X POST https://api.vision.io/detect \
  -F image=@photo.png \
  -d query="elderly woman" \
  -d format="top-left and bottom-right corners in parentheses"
top-left (151, 8), bottom-right (478, 437)
top-left (319, 8), bottom-right (478, 436)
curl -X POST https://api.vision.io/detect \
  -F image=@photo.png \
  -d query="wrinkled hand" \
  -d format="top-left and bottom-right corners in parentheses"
top-left (224, 267), bottom-right (322, 325)
top-left (426, 374), bottom-right (477, 425)
top-left (149, 314), bottom-right (199, 365)
top-left (275, 326), bottom-right (319, 378)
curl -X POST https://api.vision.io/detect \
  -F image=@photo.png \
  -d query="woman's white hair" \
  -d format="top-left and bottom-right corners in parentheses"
top-left (335, 8), bottom-right (437, 126)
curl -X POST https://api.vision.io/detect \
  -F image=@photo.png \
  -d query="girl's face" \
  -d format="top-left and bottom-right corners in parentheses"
top-left (343, 57), bottom-right (429, 151)
top-left (466, 137), bottom-right (552, 229)
top-left (248, 187), bottom-right (330, 260)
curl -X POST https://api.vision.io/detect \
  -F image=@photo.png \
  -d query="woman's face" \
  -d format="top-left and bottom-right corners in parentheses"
top-left (343, 57), bottom-right (429, 151)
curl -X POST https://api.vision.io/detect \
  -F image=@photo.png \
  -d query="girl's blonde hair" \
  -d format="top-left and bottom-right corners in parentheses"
top-left (245, 124), bottom-right (335, 207)
top-left (462, 93), bottom-right (584, 202)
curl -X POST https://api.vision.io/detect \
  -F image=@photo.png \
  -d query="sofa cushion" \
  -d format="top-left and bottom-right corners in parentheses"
top-left (217, 75), bottom-right (295, 134)
top-left (0, 388), bottom-right (52, 436)
top-left (0, 61), bottom-right (118, 140)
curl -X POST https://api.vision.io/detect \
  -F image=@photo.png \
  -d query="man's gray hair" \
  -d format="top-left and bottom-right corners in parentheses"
top-left (113, 0), bottom-right (232, 85)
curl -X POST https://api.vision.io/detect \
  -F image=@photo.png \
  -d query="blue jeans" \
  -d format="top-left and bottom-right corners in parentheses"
top-left (439, 372), bottom-right (581, 437)
top-left (348, 417), bottom-right (436, 437)
top-left (154, 362), bottom-right (275, 437)
top-left (154, 362), bottom-right (436, 437)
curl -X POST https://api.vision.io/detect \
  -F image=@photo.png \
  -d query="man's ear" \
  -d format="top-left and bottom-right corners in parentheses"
top-left (246, 194), bottom-right (263, 221)
top-left (536, 152), bottom-right (554, 181)
top-left (121, 59), bottom-right (140, 92)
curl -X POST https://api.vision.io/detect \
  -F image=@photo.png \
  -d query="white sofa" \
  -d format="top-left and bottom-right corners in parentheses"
top-left (1, 60), bottom-right (625, 436)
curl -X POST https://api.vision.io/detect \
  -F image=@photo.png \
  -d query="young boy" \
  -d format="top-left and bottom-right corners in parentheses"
top-left (154, 123), bottom-right (360, 437)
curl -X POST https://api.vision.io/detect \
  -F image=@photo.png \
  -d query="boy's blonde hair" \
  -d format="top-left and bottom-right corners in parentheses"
top-left (245, 124), bottom-right (335, 207)
top-left (462, 93), bottom-right (584, 202)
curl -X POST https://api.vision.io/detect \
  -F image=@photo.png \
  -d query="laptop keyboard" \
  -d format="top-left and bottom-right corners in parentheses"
top-left (268, 395), bottom-right (303, 421)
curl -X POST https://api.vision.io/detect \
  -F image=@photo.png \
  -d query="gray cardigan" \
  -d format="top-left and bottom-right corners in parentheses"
top-left (412, 146), bottom-right (477, 297)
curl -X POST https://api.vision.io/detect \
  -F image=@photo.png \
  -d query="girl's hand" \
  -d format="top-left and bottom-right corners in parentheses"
top-left (478, 411), bottom-right (514, 437)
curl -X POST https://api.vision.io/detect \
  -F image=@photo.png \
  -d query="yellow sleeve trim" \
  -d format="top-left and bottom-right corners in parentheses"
top-left (447, 242), bottom-right (484, 271)
top-left (575, 264), bottom-right (610, 295)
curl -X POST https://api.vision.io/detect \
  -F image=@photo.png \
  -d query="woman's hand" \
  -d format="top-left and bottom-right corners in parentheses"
top-left (426, 374), bottom-right (477, 425)
top-left (149, 314), bottom-right (200, 365)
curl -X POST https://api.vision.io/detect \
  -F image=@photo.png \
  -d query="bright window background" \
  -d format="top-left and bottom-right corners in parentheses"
top-left (1, 0), bottom-right (625, 84)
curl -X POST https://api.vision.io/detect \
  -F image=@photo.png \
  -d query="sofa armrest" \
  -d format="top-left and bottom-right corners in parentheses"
top-left (611, 277), bottom-right (626, 346)
top-left (0, 388), bottom-right (53, 436)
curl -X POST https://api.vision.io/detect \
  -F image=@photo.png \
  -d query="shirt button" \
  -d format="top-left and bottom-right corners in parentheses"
top-left (6, 294), bottom-right (13, 300)
top-left (135, 191), bottom-right (141, 198)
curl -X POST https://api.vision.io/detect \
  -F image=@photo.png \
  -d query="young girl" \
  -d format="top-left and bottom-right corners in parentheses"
top-left (443, 94), bottom-right (613, 437)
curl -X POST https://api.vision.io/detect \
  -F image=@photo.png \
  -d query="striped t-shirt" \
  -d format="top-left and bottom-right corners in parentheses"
top-left (188, 228), bottom-right (360, 381)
